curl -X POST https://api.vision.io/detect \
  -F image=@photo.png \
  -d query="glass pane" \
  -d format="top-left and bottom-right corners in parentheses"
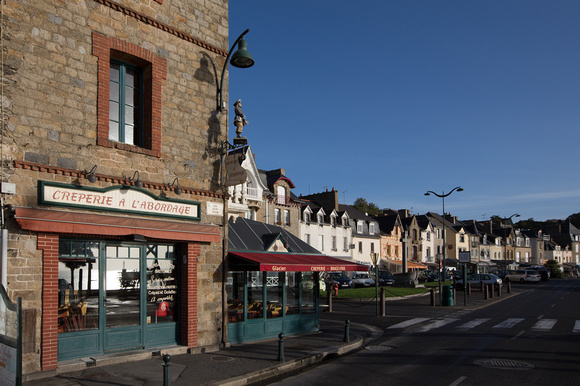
top-left (125, 105), bottom-right (134, 125)
top-left (301, 273), bottom-right (316, 314)
top-left (110, 81), bottom-right (119, 101)
top-left (125, 68), bottom-right (136, 86)
top-left (58, 257), bottom-right (99, 333)
top-left (266, 272), bottom-right (284, 319)
top-left (124, 123), bottom-right (135, 145)
top-left (124, 85), bottom-right (134, 104)
top-left (285, 273), bottom-right (299, 315)
top-left (247, 272), bottom-right (263, 319)
top-left (109, 121), bottom-right (119, 142)
top-left (110, 62), bottom-right (119, 82)
top-left (146, 252), bottom-right (177, 324)
top-left (226, 272), bottom-right (245, 323)
top-left (106, 247), bottom-right (140, 328)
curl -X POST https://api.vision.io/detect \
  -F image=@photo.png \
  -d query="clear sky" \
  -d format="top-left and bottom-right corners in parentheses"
top-left (227, 1), bottom-right (580, 222)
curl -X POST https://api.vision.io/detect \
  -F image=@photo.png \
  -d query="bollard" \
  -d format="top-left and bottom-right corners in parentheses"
top-left (484, 285), bottom-right (489, 300)
top-left (430, 288), bottom-right (435, 307)
top-left (277, 332), bottom-right (285, 362)
top-left (467, 283), bottom-right (472, 295)
top-left (489, 284), bottom-right (494, 299)
top-left (162, 354), bottom-right (171, 386)
top-left (327, 287), bottom-right (333, 313)
top-left (380, 287), bottom-right (386, 316)
top-left (497, 283), bottom-right (502, 297)
top-left (507, 281), bottom-right (511, 293)
top-left (343, 320), bottom-right (350, 343)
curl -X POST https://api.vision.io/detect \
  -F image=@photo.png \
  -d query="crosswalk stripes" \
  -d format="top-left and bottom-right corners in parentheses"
top-left (387, 317), bottom-right (580, 334)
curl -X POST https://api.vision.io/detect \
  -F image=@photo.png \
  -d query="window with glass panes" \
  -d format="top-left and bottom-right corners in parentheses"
top-left (110, 60), bottom-right (142, 146)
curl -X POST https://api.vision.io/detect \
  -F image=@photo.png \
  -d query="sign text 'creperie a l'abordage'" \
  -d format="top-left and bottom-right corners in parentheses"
top-left (39, 181), bottom-right (200, 220)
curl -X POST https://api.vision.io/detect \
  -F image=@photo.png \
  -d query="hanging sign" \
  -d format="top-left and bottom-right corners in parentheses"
top-left (224, 150), bottom-right (249, 186)
top-left (39, 181), bottom-right (201, 221)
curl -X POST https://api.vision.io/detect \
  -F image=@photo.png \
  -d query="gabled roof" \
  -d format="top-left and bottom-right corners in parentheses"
top-left (228, 217), bottom-right (319, 253)
top-left (373, 214), bottom-right (401, 234)
top-left (338, 204), bottom-right (376, 222)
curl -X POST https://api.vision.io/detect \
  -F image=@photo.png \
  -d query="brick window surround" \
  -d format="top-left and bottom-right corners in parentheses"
top-left (92, 32), bottom-right (167, 157)
top-left (39, 234), bottom-right (199, 370)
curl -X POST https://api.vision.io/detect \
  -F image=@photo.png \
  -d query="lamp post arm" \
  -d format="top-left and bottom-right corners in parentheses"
top-left (217, 28), bottom-right (250, 112)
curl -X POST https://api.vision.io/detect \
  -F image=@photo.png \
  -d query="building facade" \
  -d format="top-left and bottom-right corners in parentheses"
top-left (2, 0), bottom-right (231, 375)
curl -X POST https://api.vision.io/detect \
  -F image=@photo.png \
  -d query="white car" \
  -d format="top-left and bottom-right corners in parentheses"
top-left (505, 269), bottom-right (541, 284)
top-left (455, 273), bottom-right (502, 290)
top-left (351, 273), bottom-right (375, 288)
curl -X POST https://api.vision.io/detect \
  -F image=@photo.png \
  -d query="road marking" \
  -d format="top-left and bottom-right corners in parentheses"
top-left (416, 318), bottom-right (459, 332)
top-left (511, 330), bottom-right (525, 340)
top-left (574, 321), bottom-right (580, 333)
top-left (388, 318), bottom-right (430, 329)
top-left (532, 319), bottom-right (557, 330)
top-left (493, 318), bottom-right (525, 329)
top-left (456, 318), bottom-right (490, 329)
top-left (449, 376), bottom-right (467, 386)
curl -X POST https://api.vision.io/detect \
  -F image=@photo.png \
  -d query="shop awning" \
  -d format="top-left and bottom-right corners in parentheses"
top-left (14, 207), bottom-right (221, 243)
top-left (386, 260), bottom-right (427, 269)
top-left (228, 251), bottom-right (369, 272)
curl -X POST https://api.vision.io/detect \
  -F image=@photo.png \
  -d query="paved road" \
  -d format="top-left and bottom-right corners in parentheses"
top-left (270, 279), bottom-right (580, 386)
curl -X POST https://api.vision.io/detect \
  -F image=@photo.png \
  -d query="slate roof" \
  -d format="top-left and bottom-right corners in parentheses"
top-left (228, 217), bottom-right (320, 254)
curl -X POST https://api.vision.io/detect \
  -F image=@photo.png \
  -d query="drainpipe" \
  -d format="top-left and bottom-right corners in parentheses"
top-left (1, 197), bottom-right (6, 288)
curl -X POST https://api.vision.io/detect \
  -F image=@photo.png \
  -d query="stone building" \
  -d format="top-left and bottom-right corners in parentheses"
top-left (1, 0), bottom-right (234, 376)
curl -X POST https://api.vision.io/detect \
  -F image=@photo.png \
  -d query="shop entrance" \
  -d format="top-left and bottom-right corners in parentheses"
top-left (58, 240), bottom-right (179, 361)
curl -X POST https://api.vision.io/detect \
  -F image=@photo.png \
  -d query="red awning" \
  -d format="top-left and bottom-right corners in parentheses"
top-left (228, 251), bottom-right (369, 272)
top-left (14, 207), bottom-right (221, 243)
top-left (386, 259), bottom-right (427, 269)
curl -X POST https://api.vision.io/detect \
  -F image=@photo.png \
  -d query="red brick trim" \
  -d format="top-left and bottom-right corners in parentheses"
top-left (181, 243), bottom-right (200, 347)
top-left (92, 32), bottom-right (167, 158)
top-left (13, 160), bottom-right (225, 199)
top-left (38, 234), bottom-right (59, 371)
top-left (92, 0), bottom-right (226, 57)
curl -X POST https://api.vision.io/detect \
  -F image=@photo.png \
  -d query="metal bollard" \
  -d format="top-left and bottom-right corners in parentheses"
top-left (380, 287), bottom-right (386, 316)
top-left (497, 283), bottom-right (502, 297)
top-left (344, 320), bottom-right (350, 343)
top-left (467, 283), bottom-right (471, 295)
top-left (489, 284), bottom-right (494, 298)
top-left (277, 332), bottom-right (285, 362)
top-left (507, 281), bottom-right (511, 293)
top-left (162, 354), bottom-right (171, 386)
top-left (327, 287), bottom-right (333, 313)
top-left (430, 288), bottom-right (435, 306)
top-left (484, 285), bottom-right (489, 300)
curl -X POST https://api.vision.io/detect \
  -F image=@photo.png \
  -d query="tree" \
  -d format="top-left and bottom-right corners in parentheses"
top-left (353, 198), bottom-right (380, 216)
top-left (544, 259), bottom-right (563, 279)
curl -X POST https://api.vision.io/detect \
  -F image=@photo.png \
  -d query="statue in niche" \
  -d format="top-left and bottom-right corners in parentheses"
top-left (233, 99), bottom-right (248, 138)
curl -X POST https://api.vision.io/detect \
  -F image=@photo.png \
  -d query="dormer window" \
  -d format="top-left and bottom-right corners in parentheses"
top-left (317, 214), bottom-right (324, 226)
top-left (369, 223), bottom-right (375, 235)
top-left (331, 216), bottom-right (336, 227)
top-left (357, 222), bottom-right (363, 233)
top-left (303, 212), bottom-right (310, 224)
top-left (277, 186), bottom-right (286, 205)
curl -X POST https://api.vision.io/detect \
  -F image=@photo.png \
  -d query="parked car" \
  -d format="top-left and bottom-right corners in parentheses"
top-left (504, 269), bottom-right (541, 284)
top-left (351, 272), bottom-right (375, 288)
top-left (532, 266), bottom-right (550, 281)
top-left (455, 273), bottom-right (502, 290)
top-left (376, 270), bottom-right (395, 286)
top-left (323, 272), bottom-right (354, 289)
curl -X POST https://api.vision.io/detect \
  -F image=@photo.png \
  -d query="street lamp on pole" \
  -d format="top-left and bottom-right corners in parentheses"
top-left (217, 29), bottom-right (255, 112)
top-left (425, 186), bottom-right (463, 306)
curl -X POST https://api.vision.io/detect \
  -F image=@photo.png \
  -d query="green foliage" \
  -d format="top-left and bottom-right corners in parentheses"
top-left (353, 197), bottom-right (380, 216)
top-left (567, 213), bottom-right (580, 229)
top-left (544, 259), bottom-right (563, 278)
top-left (321, 286), bottom-right (429, 298)
top-left (515, 218), bottom-right (542, 231)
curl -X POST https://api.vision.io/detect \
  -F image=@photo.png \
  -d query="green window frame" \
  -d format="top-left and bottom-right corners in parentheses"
top-left (109, 60), bottom-right (143, 147)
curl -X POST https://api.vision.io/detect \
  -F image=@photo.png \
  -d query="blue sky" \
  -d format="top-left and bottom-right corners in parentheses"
top-left (227, 1), bottom-right (580, 222)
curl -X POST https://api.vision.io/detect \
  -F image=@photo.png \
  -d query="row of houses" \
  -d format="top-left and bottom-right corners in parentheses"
top-left (226, 147), bottom-right (580, 275)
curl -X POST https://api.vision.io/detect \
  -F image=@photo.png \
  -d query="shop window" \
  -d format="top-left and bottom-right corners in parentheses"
top-left (227, 272), bottom-right (245, 323)
top-left (301, 273), bottom-right (316, 314)
top-left (285, 273), bottom-right (300, 315)
top-left (266, 272), bottom-right (284, 318)
top-left (146, 245), bottom-right (177, 324)
top-left (58, 241), bottom-right (100, 333)
top-left (247, 272), bottom-right (263, 319)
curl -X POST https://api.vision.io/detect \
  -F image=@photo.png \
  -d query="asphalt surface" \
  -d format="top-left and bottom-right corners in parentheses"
top-left (23, 284), bottom-right (523, 385)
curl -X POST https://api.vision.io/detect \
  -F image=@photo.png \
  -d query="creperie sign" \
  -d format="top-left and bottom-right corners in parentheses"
top-left (39, 182), bottom-right (200, 220)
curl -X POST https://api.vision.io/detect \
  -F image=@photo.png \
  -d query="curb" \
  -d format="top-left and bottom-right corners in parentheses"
top-left (204, 323), bottom-right (383, 386)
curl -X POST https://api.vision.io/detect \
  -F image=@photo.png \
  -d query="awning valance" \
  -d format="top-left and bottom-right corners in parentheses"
top-left (228, 251), bottom-right (369, 272)
top-left (14, 207), bottom-right (221, 243)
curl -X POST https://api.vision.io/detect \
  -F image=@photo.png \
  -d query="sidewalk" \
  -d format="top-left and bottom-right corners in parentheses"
top-left (24, 286), bottom-right (519, 385)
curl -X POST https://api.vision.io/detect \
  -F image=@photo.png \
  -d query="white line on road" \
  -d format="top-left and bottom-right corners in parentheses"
top-left (532, 319), bottom-right (557, 330)
top-left (388, 318), bottom-right (430, 329)
top-left (493, 318), bottom-right (525, 329)
top-left (416, 318), bottom-right (459, 332)
top-left (449, 376), bottom-right (467, 386)
top-left (456, 318), bottom-right (490, 329)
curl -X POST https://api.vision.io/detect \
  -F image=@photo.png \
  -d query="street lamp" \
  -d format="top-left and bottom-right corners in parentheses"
top-left (217, 29), bottom-right (255, 112)
top-left (370, 252), bottom-right (380, 316)
top-left (425, 186), bottom-right (463, 306)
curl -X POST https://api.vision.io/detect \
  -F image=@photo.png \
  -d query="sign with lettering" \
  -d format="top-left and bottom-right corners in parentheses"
top-left (224, 151), bottom-right (249, 186)
top-left (39, 181), bottom-right (201, 221)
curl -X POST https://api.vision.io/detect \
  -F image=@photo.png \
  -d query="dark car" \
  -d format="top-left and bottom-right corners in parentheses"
top-left (532, 266), bottom-right (550, 281)
top-left (377, 271), bottom-right (395, 286)
top-left (323, 272), bottom-right (354, 289)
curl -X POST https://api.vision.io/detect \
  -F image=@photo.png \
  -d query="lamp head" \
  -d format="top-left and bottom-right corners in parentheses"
top-left (229, 37), bottom-right (254, 68)
top-left (457, 187), bottom-right (464, 192)
top-left (424, 192), bottom-right (431, 196)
